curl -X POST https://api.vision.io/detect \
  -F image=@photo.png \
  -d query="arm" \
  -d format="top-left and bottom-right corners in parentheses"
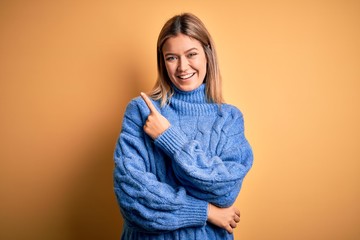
top-left (154, 107), bottom-right (253, 207)
top-left (113, 99), bottom-right (208, 233)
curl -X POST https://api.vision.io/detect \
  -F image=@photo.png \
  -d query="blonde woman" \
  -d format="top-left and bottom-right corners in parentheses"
top-left (114, 13), bottom-right (253, 239)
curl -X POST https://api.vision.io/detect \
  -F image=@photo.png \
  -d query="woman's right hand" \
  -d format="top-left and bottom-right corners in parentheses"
top-left (141, 92), bottom-right (170, 140)
top-left (207, 203), bottom-right (240, 234)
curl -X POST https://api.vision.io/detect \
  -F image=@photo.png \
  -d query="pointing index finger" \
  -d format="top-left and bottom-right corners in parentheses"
top-left (140, 92), bottom-right (157, 113)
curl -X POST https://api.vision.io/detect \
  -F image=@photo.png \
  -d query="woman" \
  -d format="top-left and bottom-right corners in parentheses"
top-left (114, 13), bottom-right (253, 239)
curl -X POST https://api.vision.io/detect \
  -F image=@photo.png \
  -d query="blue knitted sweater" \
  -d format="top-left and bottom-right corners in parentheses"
top-left (114, 84), bottom-right (253, 239)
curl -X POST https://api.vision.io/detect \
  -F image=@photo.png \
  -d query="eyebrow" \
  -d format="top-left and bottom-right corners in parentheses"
top-left (164, 47), bottom-right (199, 56)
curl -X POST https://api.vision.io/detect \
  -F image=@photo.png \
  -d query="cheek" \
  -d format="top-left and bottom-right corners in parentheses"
top-left (199, 58), bottom-right (207, 73)
top-left (164, 63), bottom-right (173, 75)
top-left (166, 63), bottom-right (176, 73)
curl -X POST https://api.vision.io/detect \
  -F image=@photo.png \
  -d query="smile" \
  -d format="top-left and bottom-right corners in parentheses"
top-left (177, 73), bottom-right (195, 80)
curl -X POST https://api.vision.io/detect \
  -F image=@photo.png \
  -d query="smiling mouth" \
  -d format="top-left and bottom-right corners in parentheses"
top-left (177, 73), bottom-right (195, 80)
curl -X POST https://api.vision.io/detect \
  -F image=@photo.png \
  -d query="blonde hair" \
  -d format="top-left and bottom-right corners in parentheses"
top-left (150, 13), bottom-right (223, 106)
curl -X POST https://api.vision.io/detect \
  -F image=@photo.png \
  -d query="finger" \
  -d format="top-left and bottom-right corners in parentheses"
top-left (230, 220), bottom-right (237, 229)
top-left (234, 215), bottom-right (240, 223)
top-left (225, 225), bottom-right (233, 234)
top-left (140, 92), bottom-right (157, 113)
top-left (235, 208), bottom-right (240, 217)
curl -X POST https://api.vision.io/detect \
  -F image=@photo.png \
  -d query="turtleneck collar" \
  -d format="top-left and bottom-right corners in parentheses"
top-left (172, 83), bottom-right (208, 104)
top-left (168, 83), bottom-right (220, 116)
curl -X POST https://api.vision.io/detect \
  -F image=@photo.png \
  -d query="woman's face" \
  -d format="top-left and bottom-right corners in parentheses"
top-left (162, 33), bottom-right (207, 92)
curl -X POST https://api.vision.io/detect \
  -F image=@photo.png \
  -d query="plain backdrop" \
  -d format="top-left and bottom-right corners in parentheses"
top-left (1, 0), bottom-right (359, 239)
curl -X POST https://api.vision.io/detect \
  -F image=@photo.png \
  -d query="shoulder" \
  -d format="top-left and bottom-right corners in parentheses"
top-left (123, 96), bottom-right (162, 121)
top-left (219, 104), bottom-right (245, 135)
top-left (121, 96), bottom-right (163, 134)
top-left (220, 103), bottom-right (244, 119)
top-left (122, 97), bottom-right (147, 127)
top-left (124, 95), bottom-right (157, 112)
top-left (126, 96), bottom-right (161, 112)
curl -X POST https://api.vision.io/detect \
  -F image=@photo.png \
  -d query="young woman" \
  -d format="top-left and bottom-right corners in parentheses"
top-left (114, 13), bottom-right (253, 239)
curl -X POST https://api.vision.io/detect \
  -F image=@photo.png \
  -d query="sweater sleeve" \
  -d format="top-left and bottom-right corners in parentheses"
top-left (154, 107), bottom-right (253, 208)
top-left (113, 99), bottom-right (208, 233)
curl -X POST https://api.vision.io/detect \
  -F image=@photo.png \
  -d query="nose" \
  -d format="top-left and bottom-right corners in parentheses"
top-left (177, 56), bottom-right (189, 72)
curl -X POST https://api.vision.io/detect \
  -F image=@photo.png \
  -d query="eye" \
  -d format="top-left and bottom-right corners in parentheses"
top-left (165, 56), bottom-right (177, 62)
top-left (188, 52), bottom-right (198, 58)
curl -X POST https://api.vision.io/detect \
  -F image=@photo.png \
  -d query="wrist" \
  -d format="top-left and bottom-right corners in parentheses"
top-left (207, 203), bottom-right (213, 221)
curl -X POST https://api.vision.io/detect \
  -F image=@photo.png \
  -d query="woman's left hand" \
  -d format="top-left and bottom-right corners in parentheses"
top-left (207, 203), bottom-right (241, 234)
top-left (141, 92), bottom-right (170, 139)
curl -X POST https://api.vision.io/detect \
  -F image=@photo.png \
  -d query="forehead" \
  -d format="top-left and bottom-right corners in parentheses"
top-left (162, 33), bottom-right (203, 53)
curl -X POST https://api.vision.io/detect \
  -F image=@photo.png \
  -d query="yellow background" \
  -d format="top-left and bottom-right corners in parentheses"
top-left (1, 0), bottom-right (359, 239)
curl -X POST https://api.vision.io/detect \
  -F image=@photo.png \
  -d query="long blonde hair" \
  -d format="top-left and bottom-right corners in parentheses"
top-left (150, 13), bottom-right (223, 106)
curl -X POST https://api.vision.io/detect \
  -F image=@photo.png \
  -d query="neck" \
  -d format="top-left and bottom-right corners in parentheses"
top-left (169, 84), bottom-right (219, 115)
top-left (172, 84), bottom-right (207, 104)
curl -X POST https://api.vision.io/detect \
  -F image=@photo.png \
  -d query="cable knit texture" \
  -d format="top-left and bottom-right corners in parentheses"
top-left (114, 84), bottom-right (253, 240)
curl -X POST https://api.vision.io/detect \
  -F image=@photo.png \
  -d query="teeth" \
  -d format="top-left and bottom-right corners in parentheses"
top-left (178, 73), bottom-right (194, 79)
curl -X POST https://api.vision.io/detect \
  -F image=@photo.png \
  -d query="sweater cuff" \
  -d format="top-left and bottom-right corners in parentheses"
top-left (154, 126), bottom-right (188, 157)
top-left (177, 196), bottom-right (208, 227)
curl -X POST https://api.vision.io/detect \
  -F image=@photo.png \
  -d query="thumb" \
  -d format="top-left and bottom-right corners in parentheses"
top-left (140, 92), bottom-right (158, 113)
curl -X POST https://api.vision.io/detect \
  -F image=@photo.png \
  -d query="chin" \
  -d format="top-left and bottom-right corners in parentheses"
top-left (177, 84), bottom-right (197, 92)
top-left (174, 80), bottom-right (203, 92)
